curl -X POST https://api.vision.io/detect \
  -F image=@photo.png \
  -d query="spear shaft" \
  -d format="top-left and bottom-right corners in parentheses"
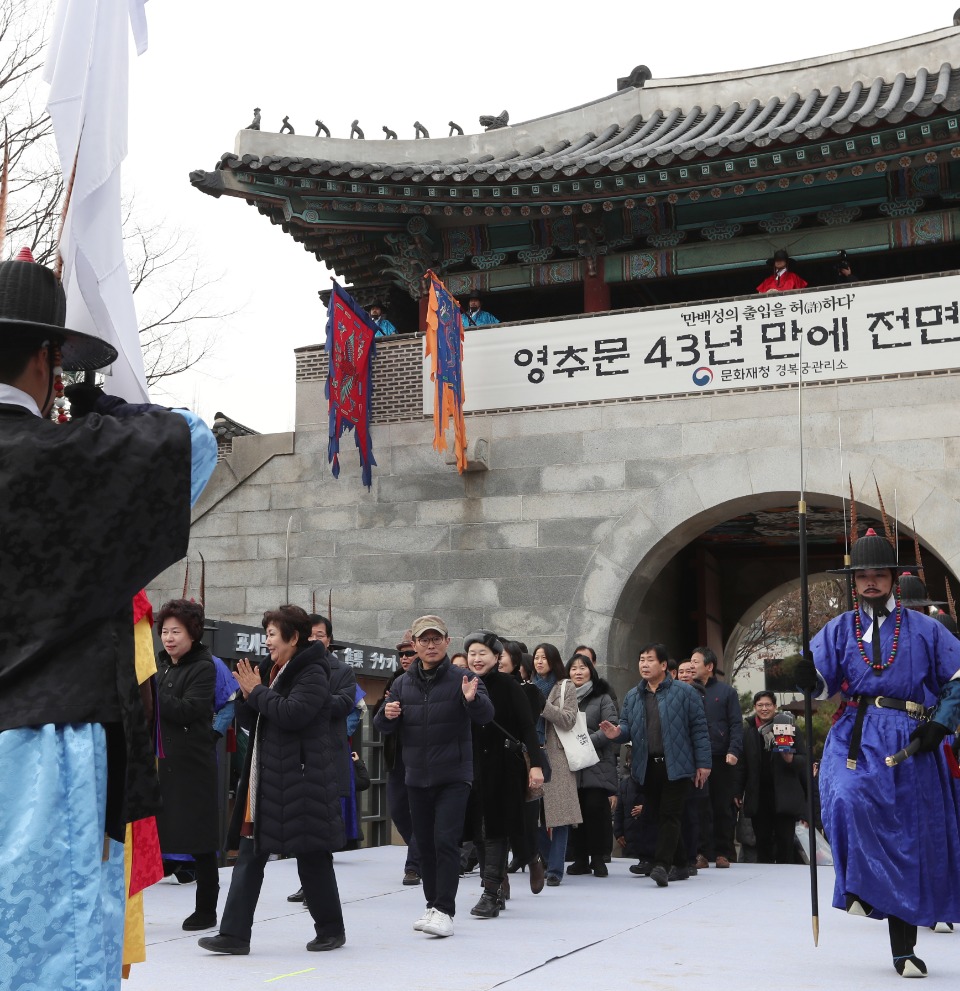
top-left (797, 345), bottom-right (819, 946)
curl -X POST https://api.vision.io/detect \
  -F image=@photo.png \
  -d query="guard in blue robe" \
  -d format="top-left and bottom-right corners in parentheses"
top-left (805, 529), bottom-right (960, 979)
top-left (369, 303), bottom-right (396, 337)
top-left (461, 292), bottom-right (500, 328)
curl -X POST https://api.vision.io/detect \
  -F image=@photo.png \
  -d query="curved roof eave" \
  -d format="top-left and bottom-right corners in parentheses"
top-left (224, 25), bottom-right (959, 181)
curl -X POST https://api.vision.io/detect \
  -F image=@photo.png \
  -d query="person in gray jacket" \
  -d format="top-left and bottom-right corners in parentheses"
top-left (564, 652), bottom-right (619, 877)
top-left (600, 643), bottom-right (711, 887)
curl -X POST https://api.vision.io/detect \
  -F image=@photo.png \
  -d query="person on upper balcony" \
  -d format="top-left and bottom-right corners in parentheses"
top-left (756, 249), bottom-right (807, 293)
top-left (461, 292), bottom-right (500, 328)
top-left (368, 302), bottom-right (396, 337)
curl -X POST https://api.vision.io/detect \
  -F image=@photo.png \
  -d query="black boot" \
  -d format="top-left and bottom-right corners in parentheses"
top-left (470, 890), bottom-right (501, 918)
top-left (889, 915), bottom-right (926, 977)
top-left (481, 837), bottom-right (509, 906)
top-left (184, 853), bottom-right (219, 931)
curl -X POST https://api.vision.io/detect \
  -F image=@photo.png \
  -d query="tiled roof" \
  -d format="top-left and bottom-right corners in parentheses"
top-left (197, 29), bottom-right (959, 186)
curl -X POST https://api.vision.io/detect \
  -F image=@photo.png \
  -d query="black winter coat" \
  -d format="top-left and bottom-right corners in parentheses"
top-left (155, 643), bottom-right (219, 852)
top-left (701, 676), bottom-right (744, 758)
top-left (327, 653), bottom-right (358, 798)
top-left (577, 680), bottom-right (619, 794)
top-left (373, 656), bottom-right (493, 787)
top-left (467, 669), bottom-right (543, 839)
top-left (227, 642), bottom-right (344, 855)
top-left (737, 716), bottom-right (808, 819)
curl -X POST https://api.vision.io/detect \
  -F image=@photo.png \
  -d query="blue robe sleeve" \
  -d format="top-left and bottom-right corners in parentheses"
top-left (172, 408), bottom-right (218, 506)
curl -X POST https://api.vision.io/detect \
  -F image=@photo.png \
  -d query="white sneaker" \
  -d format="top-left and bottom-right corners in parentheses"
top-left (413, 908), bottom-right (435, 932)
top-left (422, 910), bottom-right (454, 937)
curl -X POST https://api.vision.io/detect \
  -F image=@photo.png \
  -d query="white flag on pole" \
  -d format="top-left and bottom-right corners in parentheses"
top-left (43, 0), bottom-right (150, 402)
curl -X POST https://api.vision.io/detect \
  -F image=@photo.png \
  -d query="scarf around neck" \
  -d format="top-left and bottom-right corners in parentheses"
top-left (533, 672), bottom-right (556, 698)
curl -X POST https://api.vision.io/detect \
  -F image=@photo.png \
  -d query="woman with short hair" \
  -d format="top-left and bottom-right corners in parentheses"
top-left (199, 605), bottom-right (345, 955)
top-left (155, 598), bottom-right (220, 931)
top-left (464, 632), bottom-right (544, 918)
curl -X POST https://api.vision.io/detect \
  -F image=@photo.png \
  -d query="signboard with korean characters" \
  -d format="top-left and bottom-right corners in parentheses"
top-left (206, 621), bottom-right (398, 678)
top-left (425, 272), bottom-right (960, 412)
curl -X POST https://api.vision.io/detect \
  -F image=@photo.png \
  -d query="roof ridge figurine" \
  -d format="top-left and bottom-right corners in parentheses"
top-left (280, 115), bottom-right (294, 134)
top-left (382, 126), bottom-right (397, 140)
top-left (315, 120), bottom-right (330, 138)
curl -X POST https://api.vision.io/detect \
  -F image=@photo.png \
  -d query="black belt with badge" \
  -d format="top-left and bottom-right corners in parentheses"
top-left (845, 695), bottom-right (928, 770)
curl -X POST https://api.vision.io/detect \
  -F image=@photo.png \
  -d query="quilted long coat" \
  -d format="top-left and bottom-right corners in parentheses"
top-left (227, 642), bottom-right (344, 855)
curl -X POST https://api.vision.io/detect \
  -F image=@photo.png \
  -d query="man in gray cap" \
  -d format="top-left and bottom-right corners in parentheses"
top-left (374, 615), bottom-right (492, 937)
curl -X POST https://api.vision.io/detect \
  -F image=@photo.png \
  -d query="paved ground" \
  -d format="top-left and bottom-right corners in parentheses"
top-left (130, 847), bottom-right (960, 990)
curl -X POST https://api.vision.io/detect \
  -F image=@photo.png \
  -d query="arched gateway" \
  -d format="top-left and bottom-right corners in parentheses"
top-left (161, 20), bottom-right (960, 692)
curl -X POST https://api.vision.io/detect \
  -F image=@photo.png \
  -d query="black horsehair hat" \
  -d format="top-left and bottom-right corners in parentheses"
top-left (829, 527), bottom-right (919, 575)
top-left (0, 248), bottom-right (117, 371)
top-left (898, 574), bottom-right (947, 609)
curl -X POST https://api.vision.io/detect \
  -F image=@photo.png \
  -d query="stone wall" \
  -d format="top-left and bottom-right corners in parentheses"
top-left (150, 337), bottom-right (960, 699)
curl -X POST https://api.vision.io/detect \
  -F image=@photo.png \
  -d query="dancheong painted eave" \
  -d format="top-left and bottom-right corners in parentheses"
top-left (193, 24), bottom-right (959, 186)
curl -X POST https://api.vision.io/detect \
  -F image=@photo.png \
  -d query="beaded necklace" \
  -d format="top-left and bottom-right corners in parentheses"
top-left (852, 583), bottom-right (902, 673)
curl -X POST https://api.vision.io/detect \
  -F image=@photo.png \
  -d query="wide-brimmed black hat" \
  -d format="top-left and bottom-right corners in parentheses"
top-left (829, 528), bottom-right (919, 575)
top-left (768, 248), bottom-right (791, 266)
top-left (0, 251), bottom-right (118, 371)
top-left (898, 574), bottom-right (946, 608)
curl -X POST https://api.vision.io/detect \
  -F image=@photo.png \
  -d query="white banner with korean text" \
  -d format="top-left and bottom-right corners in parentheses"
top-left (422, 274), bottom-right (960, 413)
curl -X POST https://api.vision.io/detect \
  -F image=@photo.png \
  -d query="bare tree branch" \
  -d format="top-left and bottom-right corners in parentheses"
top-left (1, 2), bottom-right (230, 387)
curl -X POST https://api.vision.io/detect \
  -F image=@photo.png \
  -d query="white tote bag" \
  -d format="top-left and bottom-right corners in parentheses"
top-left (554, 680), bottom-right (600, 771)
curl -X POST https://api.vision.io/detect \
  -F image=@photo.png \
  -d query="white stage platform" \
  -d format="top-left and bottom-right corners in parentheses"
top-left (130, 848), bottom-right (960, 990)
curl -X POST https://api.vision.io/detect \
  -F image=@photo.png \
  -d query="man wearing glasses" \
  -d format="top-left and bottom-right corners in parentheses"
top-left (374, 616), bottom-right (493, 937)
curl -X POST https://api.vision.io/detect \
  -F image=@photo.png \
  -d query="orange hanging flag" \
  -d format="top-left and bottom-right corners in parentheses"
top-left (424, 270), bottom-right (468, 473)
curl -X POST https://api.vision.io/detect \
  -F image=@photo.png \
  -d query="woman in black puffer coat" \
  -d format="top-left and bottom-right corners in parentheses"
top-left (155, 598), bottom-right (220, 932)
top-left (464, 631), bottom-right (544, 918)
top-left (199, 605), bottom-right (346, 956)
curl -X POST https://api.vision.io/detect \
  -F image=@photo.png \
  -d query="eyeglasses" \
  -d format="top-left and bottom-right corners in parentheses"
top-left (398, 650), bottom-right (416, 658)
top-left (415, 636), bottom-right (446, 646)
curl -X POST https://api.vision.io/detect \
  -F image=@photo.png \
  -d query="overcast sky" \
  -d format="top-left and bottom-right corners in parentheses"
top-left (119, 2), bottom-right (950, 433)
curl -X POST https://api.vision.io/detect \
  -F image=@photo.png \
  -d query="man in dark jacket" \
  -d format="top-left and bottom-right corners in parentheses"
top-left (374, 615), bottom-right (493, 938)
top-left (690, 646), bottom-right (743, 868)
top-left (600, 643), bottom-right (711, 887)
top-left (375, 630), bottom-right (422, 886)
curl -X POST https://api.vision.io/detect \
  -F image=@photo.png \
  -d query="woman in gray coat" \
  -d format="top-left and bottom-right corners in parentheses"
top-left (532, 643), bottom-right (581, 886)
top-left (564, 653), bottom-right (619, 877)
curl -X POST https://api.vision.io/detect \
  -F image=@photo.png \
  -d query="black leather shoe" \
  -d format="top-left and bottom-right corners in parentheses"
top-left (629, 860), bottom-right (653, 876)
top-left (668, 866), bottom-right (689, 881)
top-left (287, 887), bottom-right (305, 903)
top-left (592, 862), bottom-right (609, 878)
top-left (649, 865), bottom-right (669, 887)
top-left (198, 934), bottom-right (250, 955)
top-left (182, 910), bottom-right (217, 931)
top-left (306, 932), bottom-right (346, 952)
top-left (566, 861), bottom-right (591, 875)
top-left (470, 891), bottom-right (501, 918)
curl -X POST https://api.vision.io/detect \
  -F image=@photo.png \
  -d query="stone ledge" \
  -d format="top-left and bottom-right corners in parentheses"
top-left (192, 431), bottom-right (295, 523)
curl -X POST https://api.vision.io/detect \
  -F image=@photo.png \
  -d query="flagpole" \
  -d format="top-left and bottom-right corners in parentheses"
top-left (798, 342), bottom-right (819, 947)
